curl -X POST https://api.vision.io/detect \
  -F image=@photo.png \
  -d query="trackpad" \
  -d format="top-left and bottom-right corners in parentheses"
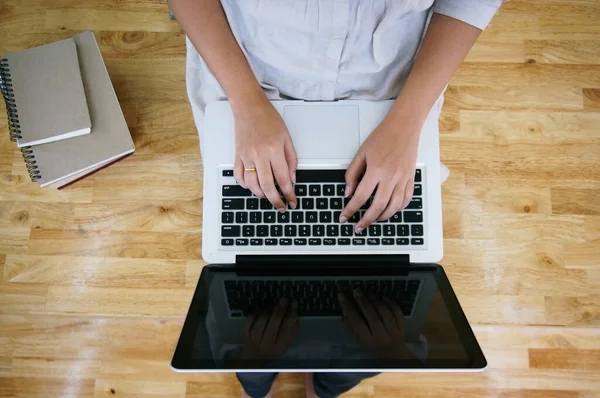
top-left (283, 105), bottom-right (360, 159)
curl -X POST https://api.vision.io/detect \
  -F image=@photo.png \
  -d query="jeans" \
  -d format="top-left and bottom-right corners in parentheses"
top-left (236, 372), bottom-right (380, 398)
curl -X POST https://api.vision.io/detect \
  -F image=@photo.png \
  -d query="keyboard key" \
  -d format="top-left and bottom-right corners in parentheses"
top-left (411, 225), bottom-right (424, 236)
top-left (250, 212), bottom-right (262, 223)
top-left (320, 211), bottom-right (332, 223)
top-left (382, 238), bottom-right (394, 245)
top-left (390, 212), bottom-right (402, 223)
top-left (411, 238), bottom-right (424, 245)
top-left (330, 198), bottom-right (343, 209)
top-left (257, 225), bottom-right (269, 237)
top-left (295, 185), bottom-right (307, 196)
top-left (338, 238), bottom-right (351, 245)
top-left (277, 212), bottom-right (290, 223)
top-left (397, 238), bottom-right (409, 245)
top-left (317, 198), bottom-right (328, 209)
top-left (355, 228), bottom-right (367, 237)
top-left (260, 198), bottom-right (273, 210)
top-left (323, 185), bottom-right (335, 196)
top-left (344, 197), bottom-right (351, 207)
top-left (222, 170), bottom-right (234, 177)
top-left (302, 198), bottom-right (315, 209)
top-left (309, 185), bottom-right (321, 196)
top-left (404, 211), bottom-right (423, 223)
top-left (222, 238), bottom-right (234, 246)
top-left (367, 238), bottom-right (381, 245)
top-left (337, 184), bottom-right (346, 196)
top-left (222, 226), bottom-right (241, 237)
top-left (300, 225), bottom-right (311, 237)
top-left (223, 185), bottom-right (252, 197)
top-left (334, 211), bottom-right (342, 223)
top-left (352, 238), bottom-right (365, 245)
top-left (243, 225), bottom-right (255, 237)
top-left (306, 212), bottom-right (318, 223)
top-left (285, 225), bottom-right (297, 237)
top-left (236, 212), bottom-right (248, 223)
top-left (313, 225), bottom-right (325, 236)
top-left (341, 225), bottom-right (353, 237)
top-left (414, 184), bottom-right (422, 196)
top-left (292, 212), bottom-right (304, 223)
top-left (368, 224), bottom-right (381, 236)
top-left (349, 212), bottom-right (360, 223)
top-left (327, 225), bottom-right (339, 236)
top-left (383, 225), bottom-right (395, 237)
top-left (265, 238), bottom-right (278, 246)
top-left (295, 169), bottom-right (345, 183)
top-left (294, 238), bottom-right (307, 245)
top-left (235, 238), bottom-right (249, 246)
top-left (270, 225), bottom-right (283, 237)
top-left (415, 169), bottom-right (422, 182)
top-left (264, 212), bottom-right (276, 223)
top-left (247, 198), bottom-right (259, 210)
top-left (222, 212), bottom-right (234, 223)
top-left (397, 225), bottom-right (409, 236)
top-left (407, 198), bottom-right (422, 209)
top-left (323, 238), bottom-right (336, 246)
top-left (309, 238), bottom-right (322, 246)
top-left (222, 199), bottom-right (244, 210)
top-left (280, 238), bottom-right (292, 246)
top-left (250, 238), bottom-right (263, 246)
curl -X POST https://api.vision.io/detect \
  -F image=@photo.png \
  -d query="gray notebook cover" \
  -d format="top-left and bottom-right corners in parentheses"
top-left (2, 38), bottom-right (91, 147)
top-left (23, 31), bottom-right (135, 188)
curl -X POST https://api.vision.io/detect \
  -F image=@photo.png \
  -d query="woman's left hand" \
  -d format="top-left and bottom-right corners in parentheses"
top-left (339, 115), bottom-right (422, 233)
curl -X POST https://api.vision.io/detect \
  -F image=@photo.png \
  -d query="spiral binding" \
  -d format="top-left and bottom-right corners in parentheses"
top-left (20, 146), bottom-right (42, 181)
top-left (0, 57), bottom-right (22, 142)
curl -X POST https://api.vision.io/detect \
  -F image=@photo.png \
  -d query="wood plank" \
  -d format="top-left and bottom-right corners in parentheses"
top-left (0, 228), bottom-right (30, 255)
top-left (583, 88), bottom-right (600, 111)
top-left (545, 296), bottom-right (600, 326)
top-left (474, 325), bottom-right (600, 350)
top-left (551, 189), bottom-right (600, 216)
top-left (43, 9), bottom-right (181, 33)
top-left (0, 377), bottom-right (96, 398)
top-left (530, 349), bottom-right (600, 370)
top-left (0, 175), bottom-right (94, 203)
top-left (0, 202), bottom-right (74, 229)
top-left (91, 179), bottom-right (202, 202)
top-left (27, 229), bottom-right (201, 260)
top-left (94, 379), bottom-right (186, 398)
top-left (563, 217), bottom-right (600, 269)
top-left (3, 255), bottom-right (188, 287)
top-left (465, 40), bottom-right (526, 63)
top-left (45, 286), bottom-right (193, 317)
top-left (459, 295), bottom-right (546, 325)
top-left (444, 185), bottom-right (553, 215)
top-left (130, 127), bottom-right (200, 155)
top-left (525, 40), bottom-right (600, 64)
top-left (0, 283), bottom-right (47, 315)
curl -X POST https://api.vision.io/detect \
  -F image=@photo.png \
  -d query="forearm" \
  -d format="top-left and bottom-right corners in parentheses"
top-left (168, 0), bottom-right (268, 115)
top-left (387, 13), bottom-right (482, 128)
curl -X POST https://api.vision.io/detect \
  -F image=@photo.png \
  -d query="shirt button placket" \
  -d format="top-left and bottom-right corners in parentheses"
top-left (322, 0), bottom-right (349, 100)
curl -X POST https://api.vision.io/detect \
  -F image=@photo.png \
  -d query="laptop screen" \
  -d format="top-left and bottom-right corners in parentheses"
top-left (172, 262), bottom-right (486, 371)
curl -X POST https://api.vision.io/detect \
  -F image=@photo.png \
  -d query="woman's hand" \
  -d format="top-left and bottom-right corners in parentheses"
top-left (233, 101), bottom-right (298, 212)
top-left (340, 115), bottom-right (421, 233)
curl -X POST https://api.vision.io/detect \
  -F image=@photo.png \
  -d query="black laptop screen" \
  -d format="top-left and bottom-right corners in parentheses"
top-left (172, 262), bottom-right (486, 371)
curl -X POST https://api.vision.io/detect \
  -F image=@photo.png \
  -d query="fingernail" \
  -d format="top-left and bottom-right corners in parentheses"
top-left (355, 227), bottom-right (364, 234)
top-left (290, 201), bottom-right (297, 209)
top-left (353, 289), bottom-right (362, 297)
top-left (344, 185), bottom-right (350, 197)
top-left (279, 207), bottom-right (286, 213)
top-left (292, 172), bottom-right (296, 184)
top-left (339, 215), bottom-right (347, 224)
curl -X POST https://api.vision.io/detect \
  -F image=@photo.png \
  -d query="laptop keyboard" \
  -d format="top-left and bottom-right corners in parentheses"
top-left (224, 278), bottom-right (422, 317)
top-left (220, 169), bottom-right (425, 248)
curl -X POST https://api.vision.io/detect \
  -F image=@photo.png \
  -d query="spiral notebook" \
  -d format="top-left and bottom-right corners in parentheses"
top-left (0, 38), bottom-right (91, 147)
top-left (17, 31), bottom-right (135, 189)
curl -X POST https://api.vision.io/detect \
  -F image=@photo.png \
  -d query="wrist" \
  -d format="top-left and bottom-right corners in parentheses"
top-left (228, 83), bottom-right (271, 120)
top-left (387, 95), bottom-right (430, 130)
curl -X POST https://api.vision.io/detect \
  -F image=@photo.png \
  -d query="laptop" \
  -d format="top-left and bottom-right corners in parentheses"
top-left (171, 100), bottom-right (486, 372)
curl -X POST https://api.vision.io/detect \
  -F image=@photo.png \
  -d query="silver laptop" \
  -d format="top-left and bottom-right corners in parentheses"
top-left (202, 100), bottom-right (444, 263)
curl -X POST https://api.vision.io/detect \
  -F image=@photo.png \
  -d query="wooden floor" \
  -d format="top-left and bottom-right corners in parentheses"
top-left (1, 0), bottom-right (599, 397)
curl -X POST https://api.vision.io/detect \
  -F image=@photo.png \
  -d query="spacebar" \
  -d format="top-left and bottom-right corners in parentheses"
top-left (296, 169), bottom-right (346, 183)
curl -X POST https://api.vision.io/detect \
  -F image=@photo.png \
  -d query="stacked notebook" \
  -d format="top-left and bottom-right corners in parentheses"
top-left (0, 31), bottom-right (135, 188)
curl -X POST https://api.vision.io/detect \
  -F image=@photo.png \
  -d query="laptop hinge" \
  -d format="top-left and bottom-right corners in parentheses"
top-left (236, 254), bottom-right (410, 268)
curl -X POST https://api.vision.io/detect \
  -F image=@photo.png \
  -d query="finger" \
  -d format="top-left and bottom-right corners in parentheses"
top-left (234, 157), bottom-right (247, 189)
top-left (353, 289), bottom-right (385, 335)
top-left (284, 137), bottom-right (298, 185)
top-left (255, 159), bottom-right (286, 211)
top-left (339, 293), bottom-right (371, 338)
top-left (271, 153), bottom-right (297, 210)
top-left (371, 296), bottom-right (395, 332)
top-left (400, 177), bottom-right (415, 210)
top-left (355, 181), bottom-right (395, 231)
top-left (384, 297), bottom-right (406, 330)
top-left (243, 314), bottom-right (257, 341)
top-left (277, 299), bottom-right (299, 342)
top-left (263, 298), bottom-right (289, 342)
top-left (250, 311), bottom-right (271, 341)
top-left (243, 161), bottom-right (266, 198)
top-left (344, 149), bottom-right (366, 197)
top-left (339, 173), bottom-right (377, 225)
top-left (378, 183), bottom-right (405, 221)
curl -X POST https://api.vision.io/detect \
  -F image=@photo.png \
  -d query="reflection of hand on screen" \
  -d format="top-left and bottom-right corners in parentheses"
top-left (236, 298), bottom-right (299, 364)
top-left (339, 290), bottom-right (411, 360)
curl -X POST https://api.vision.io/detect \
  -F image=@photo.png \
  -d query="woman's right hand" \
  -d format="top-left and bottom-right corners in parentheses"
top-left (233, 101), bottom-right (298, 212)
